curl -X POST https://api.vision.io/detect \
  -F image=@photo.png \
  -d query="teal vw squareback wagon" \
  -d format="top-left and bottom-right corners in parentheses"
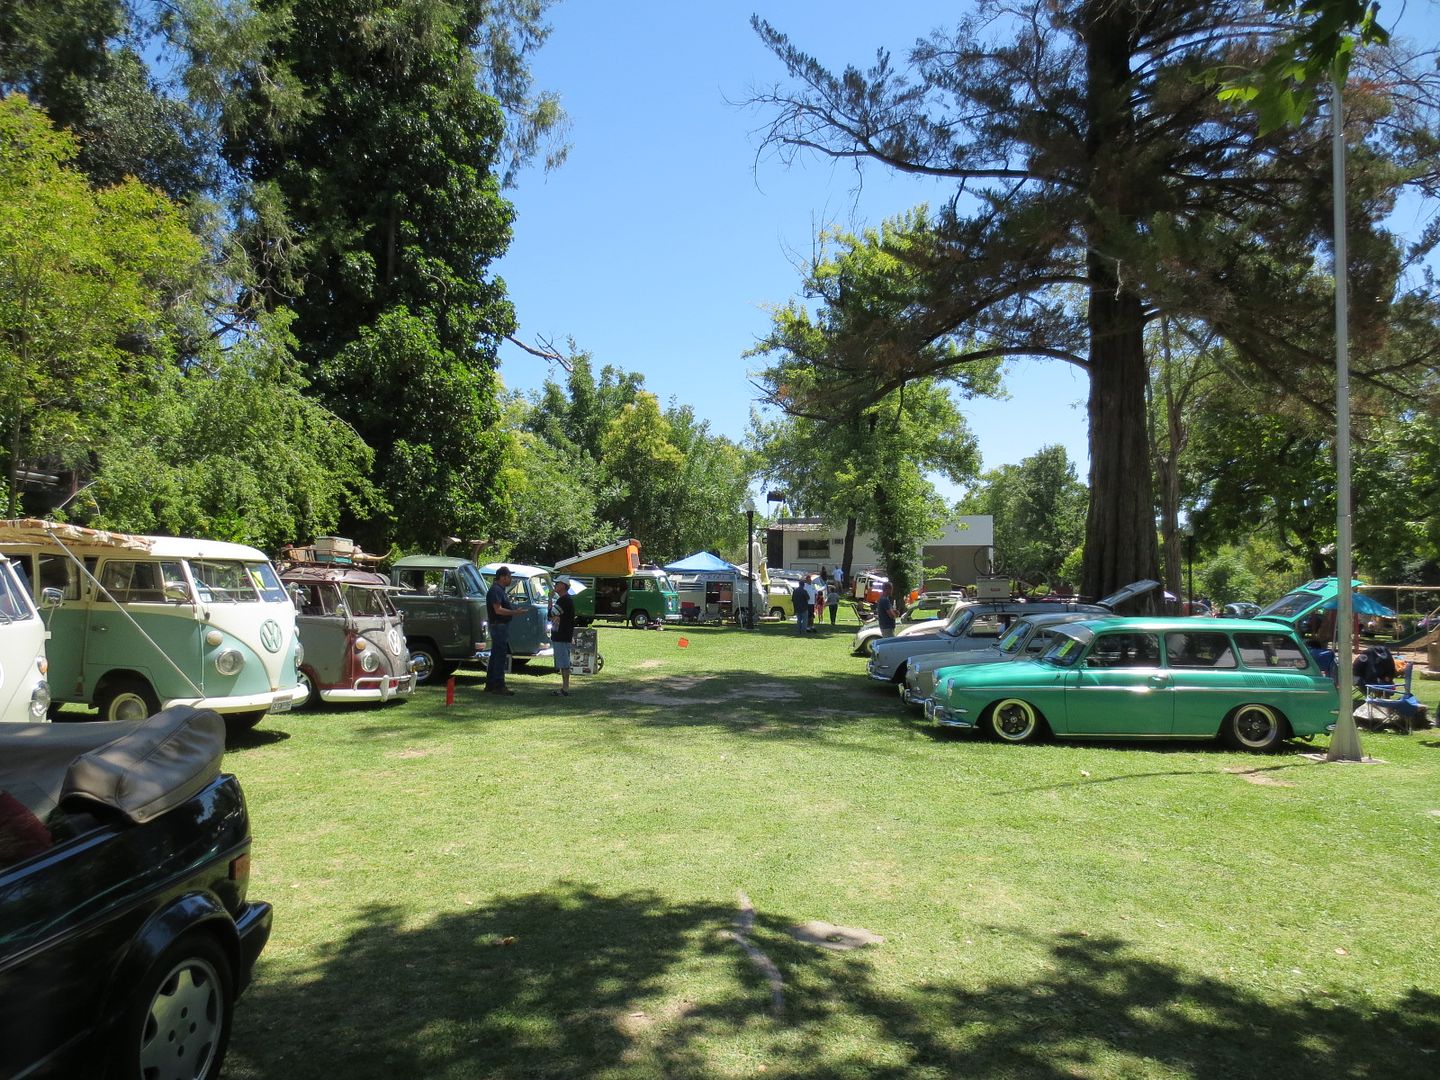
top-left (924, 616), bottom-right (1338, 752)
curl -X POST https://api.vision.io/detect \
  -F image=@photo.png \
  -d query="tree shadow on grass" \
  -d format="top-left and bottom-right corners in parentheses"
top-left (336, 664), bottom-right (898, 752)
top-left (228, 883), bottom-right (1439, 1080)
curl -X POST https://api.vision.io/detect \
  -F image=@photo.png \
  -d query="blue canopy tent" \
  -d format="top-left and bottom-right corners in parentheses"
top-left (664, 552), bottom-right (759, 621)
top-left (664, 552), bottom-right (741, 574)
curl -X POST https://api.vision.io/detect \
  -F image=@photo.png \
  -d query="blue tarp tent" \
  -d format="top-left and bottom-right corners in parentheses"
top-left (664, 551), bottom-right (741, 574)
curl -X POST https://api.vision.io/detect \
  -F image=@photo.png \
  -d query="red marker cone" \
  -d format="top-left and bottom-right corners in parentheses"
top-left (677, 637), bottom-right (689, 648)
top-left (445, 676), bottom-right (456, 706)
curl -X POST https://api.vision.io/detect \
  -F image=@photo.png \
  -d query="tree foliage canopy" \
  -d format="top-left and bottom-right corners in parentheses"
top-left (748, 0), bottom-right (1438, 599)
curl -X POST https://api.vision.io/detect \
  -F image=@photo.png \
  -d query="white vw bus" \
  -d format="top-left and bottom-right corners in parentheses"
top-left (0, 555), bottom-right (50, 723)
top-left (0, 520), bottom-right (306, 731)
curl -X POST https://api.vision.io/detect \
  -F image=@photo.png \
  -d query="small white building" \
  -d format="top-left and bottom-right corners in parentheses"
top-left (765, 516), bottom-right (995, 584)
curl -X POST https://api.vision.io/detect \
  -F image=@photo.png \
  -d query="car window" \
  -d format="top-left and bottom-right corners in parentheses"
top-left (189, 560), bottom-right (264, 603)
top-left (1084, 632), bottom-right (1162, 669)
top-left (1235, 632), bottom-right (1311, 670)
top-left (1165, 631), bottom-right (1238, 669)
top-left (37, 553), bottom-right (80, 600)
top-left (1257, 590), bottom-right (1323, 619)
top-left (996, 620), bottom-right (1031, 654)
top-left (96, 560), bottom-right (188, 604)
top-left (1025, 629), bottom-right (1059, 654)
top-left (1041, 634), bottom-right (1086, 667)
top-left (342, 585), bottom-right (394, 616)
top-left (399, 569), bottom-right (460, 597)
top-left (964, 614), bottom-right (1006, 639)
top-left (0, 563), bottom-right (30, 620)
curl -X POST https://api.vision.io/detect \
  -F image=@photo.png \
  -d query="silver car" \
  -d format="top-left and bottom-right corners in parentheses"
top-left (850, 592), bottom-right (962, 656)
top-left (866, 580), bottom-right (1159, 684)
top-left (900, 611), bottom-right (1097, 707)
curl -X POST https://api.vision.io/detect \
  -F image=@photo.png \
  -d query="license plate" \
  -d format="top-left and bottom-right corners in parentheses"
top-left (271, 697), bottom-right (294, 714)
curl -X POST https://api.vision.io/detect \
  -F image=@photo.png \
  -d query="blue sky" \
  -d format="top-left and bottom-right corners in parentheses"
top-left (495, 2), bottom-right (1438, 499)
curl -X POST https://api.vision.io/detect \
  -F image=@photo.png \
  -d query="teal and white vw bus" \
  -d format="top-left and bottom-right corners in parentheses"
top-left (0, 555), bottom-right (50, 723)
top-left (0, 520), bottom-right (306, 731)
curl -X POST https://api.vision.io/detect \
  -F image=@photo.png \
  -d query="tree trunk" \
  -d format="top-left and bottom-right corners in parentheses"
top-left (841, 515), bottom-right (856, 584)
top-left (1082, 281), bottom-right (1159, 603)
top-left (1079, 0), bottom-right (1161, 606)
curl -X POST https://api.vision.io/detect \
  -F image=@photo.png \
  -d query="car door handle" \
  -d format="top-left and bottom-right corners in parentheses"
top-left (90, 624), bottom-right (108, 632)
top-left (1148, 674), bottom-right (1169, 687)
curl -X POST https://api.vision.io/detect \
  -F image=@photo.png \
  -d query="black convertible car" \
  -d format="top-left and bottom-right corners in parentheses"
top-left (0, 706), bottom-right (271, 1079)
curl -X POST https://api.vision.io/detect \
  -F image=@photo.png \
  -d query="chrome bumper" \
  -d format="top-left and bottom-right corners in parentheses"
top-left (900, 681), bottom-right (928, 707)
top-left (924, 698), bottom-right (975, 729)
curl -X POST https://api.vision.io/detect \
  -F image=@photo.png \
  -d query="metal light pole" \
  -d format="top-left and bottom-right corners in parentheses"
top-left (1327, 59), bottom-right (1363, 762)
top-left (744, 496), bottom-right (757, 630)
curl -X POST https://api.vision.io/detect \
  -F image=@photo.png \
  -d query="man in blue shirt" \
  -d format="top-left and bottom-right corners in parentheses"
top-left (486, 566), bottom-right (522, 695)
top-left (876, 582), bottom-right (899, 637)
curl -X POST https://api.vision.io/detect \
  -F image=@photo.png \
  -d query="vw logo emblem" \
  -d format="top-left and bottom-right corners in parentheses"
top-left (259, 619), bottom-right (283, 653)
top-left (387, 626), bottom-right (405, 655)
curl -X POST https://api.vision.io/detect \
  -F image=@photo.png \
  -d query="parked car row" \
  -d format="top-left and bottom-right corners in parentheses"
top-left (860, 578), bottom-right (1343, 753)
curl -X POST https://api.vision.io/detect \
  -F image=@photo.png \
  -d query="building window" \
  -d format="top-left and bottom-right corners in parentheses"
top-left (797, 538), bottom-right (831, 560)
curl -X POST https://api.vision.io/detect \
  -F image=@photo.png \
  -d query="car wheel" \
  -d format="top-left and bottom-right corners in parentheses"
top-left (97, 678), bottom-right (159, 723)
top-left (116, 931), bottom-right (234, 1080)
top-left (630, 609), bottom-right (651, 629)
top-left (296, 668), bottom-right (316, 709)
top-left (594, 655), bottom-right (605, 673)
top-left (770, 607), bottom-right (785, 620)
top-left (1223, 704), bottom-right (1285, 752)
top-left (988, 698), bottom-right (1044, 744)
top-left (409, 643), bottom-right (456, 686)
top-left (861, 637), bottom-right (878, 657)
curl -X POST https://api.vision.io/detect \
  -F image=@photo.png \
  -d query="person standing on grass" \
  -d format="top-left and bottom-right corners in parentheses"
top-left (876, 582), bottom-right (899, 638)
top-left (485, 566), bottom-right (521, 695)
top-left (812, 577), bottom-right (825, 628)
top-left (792, 577), bottom-right (809, 635)
top-left (550, 578), bottom-right (576, 697)
top-left (827, 579), bottom-right (841, 626)
top-left (803, 574), bottom-right (819, 634)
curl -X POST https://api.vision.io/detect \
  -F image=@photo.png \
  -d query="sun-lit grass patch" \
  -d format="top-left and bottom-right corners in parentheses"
top-left (223, 619), bottom-right (1440, 1078)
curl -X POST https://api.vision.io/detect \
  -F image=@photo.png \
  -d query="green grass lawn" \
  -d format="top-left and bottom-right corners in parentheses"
top-left (223, 618), bottom-right (1440, 1079)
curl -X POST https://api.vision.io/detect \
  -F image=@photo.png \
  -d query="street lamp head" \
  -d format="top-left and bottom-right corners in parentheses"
top-left (743, 497), bottom-right (756, 514)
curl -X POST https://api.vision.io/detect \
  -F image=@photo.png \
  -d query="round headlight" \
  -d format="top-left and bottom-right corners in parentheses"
top-left (360, 649), bottom-right (380, 672)
top-left (215, 648), bottom-right (245, 676)
top-left (295, 640), bottom-right (305, 668)
top-left (29, 680), bottom-right (50, 720)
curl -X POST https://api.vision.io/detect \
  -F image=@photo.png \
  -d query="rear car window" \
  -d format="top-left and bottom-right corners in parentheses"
top-left (1164, 632), bottom-right (1238, 669)
top-left (1085, 632), bottom-right (1162, 669)
top-left (1236, 632), bottom-right (1311, 670)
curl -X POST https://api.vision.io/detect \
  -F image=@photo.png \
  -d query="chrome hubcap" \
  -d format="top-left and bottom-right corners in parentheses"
top-left (140, 959), bottom-right (222, 1080)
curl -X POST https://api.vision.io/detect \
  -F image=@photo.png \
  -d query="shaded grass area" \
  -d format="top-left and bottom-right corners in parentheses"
top-left (224, 620), bottom-right (1440, 1079)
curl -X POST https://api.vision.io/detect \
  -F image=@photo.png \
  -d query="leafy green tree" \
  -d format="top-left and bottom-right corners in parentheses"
top-left (596, 392), bottom-right (751, 564)
top-left (494, 395), bottom-right (612, 566)
top-left (748, 1), bottom-right (1436, 602)
top-left (751, 382), bottom-right (984, 599)
top-left (750, 213), bottom-right (997, 596)
top-left (0, 93), bottom-right (202, 516)
top-left (83, 311), bottom-right (380, 548)
top-left (319, 306), bottom-right (506, 548)
top-left (958, 447), bottom-right (1089, 590)
top-left (1216, 0), bottom-right (1390, 132)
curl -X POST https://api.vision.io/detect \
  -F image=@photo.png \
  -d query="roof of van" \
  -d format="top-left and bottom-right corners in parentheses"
top-left (0, 519), bottom-right (268, 561)
top-left (478, 562), bottom-right (550, 578)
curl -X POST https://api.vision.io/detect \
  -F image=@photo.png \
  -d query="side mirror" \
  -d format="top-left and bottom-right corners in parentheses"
top-left (40, 587), bottom-right (64, 609)
top-left (164, 584), bottom-right (191, 604)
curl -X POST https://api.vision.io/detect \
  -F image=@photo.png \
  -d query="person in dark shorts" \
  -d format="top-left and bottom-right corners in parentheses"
top-left (550, 578), bottom-right (576, 696)
top-left (486, 566), bottom-right (522, 695)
